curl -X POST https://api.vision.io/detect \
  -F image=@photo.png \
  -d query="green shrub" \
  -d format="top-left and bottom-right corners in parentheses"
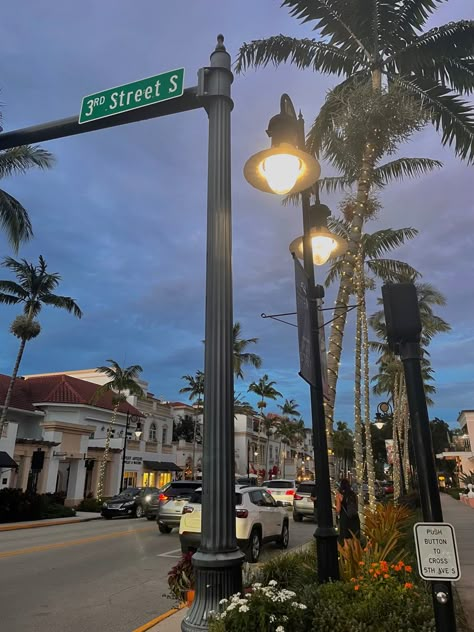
top-left (251, 544), bottom-right (317, 592)
top-left (76, 497), bottom-right (103, 512)
top-left (0, 488), bottom-right (75, 522)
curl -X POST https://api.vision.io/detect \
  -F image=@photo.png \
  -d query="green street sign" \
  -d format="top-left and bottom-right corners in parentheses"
top-left (79, 68), bottom-right (185, 124)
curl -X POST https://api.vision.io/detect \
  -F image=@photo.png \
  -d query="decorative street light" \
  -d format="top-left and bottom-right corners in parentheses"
top-left (244, 94), bottom-right (346, 583)
top-left (119, 411), bottom-right (143, 493)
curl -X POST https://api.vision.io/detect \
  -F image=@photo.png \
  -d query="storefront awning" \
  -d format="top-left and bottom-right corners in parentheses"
top-left (0, 451), bottom-right (18, 469)
top-left (143, 460), bottom-right (183, 472)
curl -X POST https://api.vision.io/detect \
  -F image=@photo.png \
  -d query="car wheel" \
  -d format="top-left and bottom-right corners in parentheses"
top-left (135, 505), bottom-right (144, 519)
top-left (158, 523), bottom-right (173, 534)
top-left (246, 528), bottom-right (261, 563)
top-left (278, 522), bottom-right (289, 549)
top-left (293, 512), bottom-right (303, 522)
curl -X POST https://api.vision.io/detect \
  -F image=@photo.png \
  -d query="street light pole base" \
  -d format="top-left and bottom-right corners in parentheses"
top-left (181, 549), bottom-right (244, 632)
top-left (314, 526), bottom-right (340, 582)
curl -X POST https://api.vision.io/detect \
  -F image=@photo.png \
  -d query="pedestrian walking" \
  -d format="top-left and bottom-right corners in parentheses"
top-left (335, 478), bottom-right (360, 544)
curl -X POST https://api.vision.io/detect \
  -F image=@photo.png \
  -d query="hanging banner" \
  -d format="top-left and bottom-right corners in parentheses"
top-left (385, 439), bottom-right (394, 465)
top-left (294, 258), bottom-right (316, 386)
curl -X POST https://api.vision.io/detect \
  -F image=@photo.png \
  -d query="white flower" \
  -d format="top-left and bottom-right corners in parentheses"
top-left (268, 579), bottom-right (278, 586)
top-left (270, 615), bottom-right (276, 623)
top-left (219, 598), bottom-right (228, 605)
top-left (276, 626), bottom-right (285, 632)
top-left (239, 605), bottom-right (250, 613)
top-left (227, 603), bottom-right (237, 611)
top-left (298, 604), bottom-right (307, 610)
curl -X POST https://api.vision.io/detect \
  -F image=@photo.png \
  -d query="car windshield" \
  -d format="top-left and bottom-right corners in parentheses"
top-left (119, 488), bottom-right (141, 498)
top-left (265, 481), bottom-right (294, 489)
top-left (189, 491), bottom-right (243, 505)
top-left (296, 483), bottom-right (314, 494)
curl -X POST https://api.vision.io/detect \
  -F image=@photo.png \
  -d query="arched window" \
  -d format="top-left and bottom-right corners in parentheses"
top-left (162, 425), bottom-right (168, 445)
top-left (149, 422), bottom-right (157, 441)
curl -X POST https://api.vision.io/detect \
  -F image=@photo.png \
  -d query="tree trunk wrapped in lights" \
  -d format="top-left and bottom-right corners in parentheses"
top-left (392, 372), bottom-right (404, 504)
top-left (353, 246), bottom-right (365, 526)
top-left (361, 289), bottom-right (376, 510)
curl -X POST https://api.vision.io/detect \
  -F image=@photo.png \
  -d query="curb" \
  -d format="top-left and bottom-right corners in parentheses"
top-left (0, 515), bottom-right (102, 532)
top-left (132, 604), bottom-right (186, 632)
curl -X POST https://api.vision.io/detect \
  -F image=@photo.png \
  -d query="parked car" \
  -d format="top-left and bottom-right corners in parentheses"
top-left (262, 479), bottom-right (296, 506)
top-left (151, 480), bottom-right (202, 533)
top-left (382, 480), bottom-right (394, 494)
top-left (179, 485), bottom-right (289, 562)
top-left (292, 481), bottom-right (316, 522)
top-left (101, 487), bottom-right (159, 519)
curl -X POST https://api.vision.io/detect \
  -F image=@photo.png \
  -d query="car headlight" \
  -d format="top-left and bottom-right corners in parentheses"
top-left (122, 501), bottom-right (135, 507)
top-left (145, 495), bottom-right (151, 502)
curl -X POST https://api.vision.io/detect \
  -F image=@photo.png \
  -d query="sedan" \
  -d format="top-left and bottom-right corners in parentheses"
top-left (101, 487), bottom-right (158, 519)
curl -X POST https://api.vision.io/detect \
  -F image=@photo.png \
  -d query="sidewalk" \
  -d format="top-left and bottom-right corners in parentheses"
top-left (0, 511), bottom-right (102, 531)
top-left (440, 494), bottom-right (474, 625)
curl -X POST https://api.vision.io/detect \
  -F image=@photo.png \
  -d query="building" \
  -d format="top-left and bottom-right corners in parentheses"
top-left (436, 410), bottom-right (474, 479)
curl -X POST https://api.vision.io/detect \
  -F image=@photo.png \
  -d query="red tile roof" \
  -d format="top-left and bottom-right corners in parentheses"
top-left (0, 373), bottom-right (142, 416)
top-left (0, 375), bottom-right (37, 412)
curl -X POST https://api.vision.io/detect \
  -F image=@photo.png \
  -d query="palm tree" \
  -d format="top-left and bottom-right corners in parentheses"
top-left (333, 421), bottom-right (354, 478)
top-left (277, 398), bottom-right (301, 419)
top-left (94, 360), bottom-right (145, 499)
top-left (237, 0), bottom-right (474, 436)
top-left (0, 256), bottom-right (82, 438)
top-left (179, 371), bottom-right (205, 478)
top-left (233, 321), bottom-right (262, 379)
top-left (0, 145), bottom-right (54, 251)
top-left (248, 375), bottom-right (282, 475)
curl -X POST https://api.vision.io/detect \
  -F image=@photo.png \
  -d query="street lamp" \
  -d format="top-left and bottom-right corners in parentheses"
top-left (244, 93), bottom-right (345, 583)
top-left (119, 411), bottom-right (143, 493)
top-left (372, 401), bottom-right (406, 494)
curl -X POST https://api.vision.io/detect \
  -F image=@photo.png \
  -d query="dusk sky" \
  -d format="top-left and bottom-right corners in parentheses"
top-left (0, 1), bottom-right (473, 429)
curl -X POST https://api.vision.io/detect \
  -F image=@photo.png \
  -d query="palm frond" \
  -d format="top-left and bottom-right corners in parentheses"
top-left (417, 58), bottom-right (474, 96)
top-left (366, 258), bottom-right (421, 282)
top-left (0, 292), bottom-right (22, 306)
top-left (394, 0), bottom-right (447, 37)
top-left (0, 189), bottom-right (34, 251)
top-left (318, 175), bottom-right (354, 193)
top-left (40, 294), bottom-right (83, 318)
top-left (0, 145), bottom-right (54, 178)
top-left (393, 74), bottom-right (474, 163)
top-left (373, 157), bottom-right (442, 186)
top-left (0, 280), bottom-right (28, 299)
top-left (236, 35), bottom-right (364, 76)
top-left (363, 227), bottom-right (419, 258)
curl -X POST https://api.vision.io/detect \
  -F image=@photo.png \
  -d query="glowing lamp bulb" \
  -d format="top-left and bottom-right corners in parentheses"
top-left (311, 235), bottom-right (336, 265)
top-left (260, 153), bottom-right (302, 194)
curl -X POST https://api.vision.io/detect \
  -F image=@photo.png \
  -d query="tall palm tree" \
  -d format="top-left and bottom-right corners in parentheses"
top-left (233, 321), bottom-right (262, 379)
top-left (94, 360), bottom-right (145, 499)
top-left (277, 398), bottom-right (301, 419)
top-left (179, 371), bottom-right (205, 478)
top-left (0, 145), bottom-right (54, 251)
top-left (0, 256), bottom-right (82, 438)
top-left (237, 0), bottom-right (474, 435)
top-left (248, 374), bottom-right (282, 475)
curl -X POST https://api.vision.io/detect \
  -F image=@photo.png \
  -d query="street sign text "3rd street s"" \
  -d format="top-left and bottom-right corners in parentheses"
top-left (79, 68), bottom-right (185, 124)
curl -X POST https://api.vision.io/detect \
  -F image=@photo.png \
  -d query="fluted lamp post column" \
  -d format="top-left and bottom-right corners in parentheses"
top-left (244, 94), bottom-right (346, 582)
top-left (182, 36), bottom-right (244, 632)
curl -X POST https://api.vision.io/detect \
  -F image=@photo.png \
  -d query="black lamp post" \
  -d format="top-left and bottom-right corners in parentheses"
top-left (373, 402), bottom-right (406, 496)
top-left (244, 94), bottom-right (345, 582)
top-left (119, 411), bottom-right (143, 493)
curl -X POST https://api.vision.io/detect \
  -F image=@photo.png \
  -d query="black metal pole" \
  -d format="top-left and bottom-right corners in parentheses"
top-left (182, 36), bottom-right (244, 632)
top-left (247, 443), bottom-right (250, 478)
top-left (119, 412), bottom-right (131, 494)
top-left (298, 117), bottom-right (339, 582)
top-left (400, 341), bottom-right (456, 632)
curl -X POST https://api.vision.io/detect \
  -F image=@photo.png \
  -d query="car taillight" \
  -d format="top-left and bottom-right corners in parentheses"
top-left (266, 489), bottom-right (272, 494)
top-left (236, 508), bottom-right (248, 518)
top-left (285, 489), bottom-right (295, 495)
top-left (182, 506), bottom-right (194, 514)
top-left (159, 494), bottom-right (168, 502)
top-left (294, 494), bottom-right (303, 500)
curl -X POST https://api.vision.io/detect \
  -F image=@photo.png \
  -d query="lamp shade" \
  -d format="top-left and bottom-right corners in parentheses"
top-left (289, 226), bottom-right (347, 265)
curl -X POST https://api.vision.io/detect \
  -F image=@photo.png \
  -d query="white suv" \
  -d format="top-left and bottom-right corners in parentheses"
top-left (263, 479), bottom-right (297, 506)
top-left (179, 485), bottom-right (289, 562)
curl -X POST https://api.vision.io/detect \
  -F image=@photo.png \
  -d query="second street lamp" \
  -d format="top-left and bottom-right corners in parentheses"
top-left (244, 94), bottom-right (345, 582)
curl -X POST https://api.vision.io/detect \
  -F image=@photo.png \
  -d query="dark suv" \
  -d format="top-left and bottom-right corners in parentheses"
top-left (147, 480), bottom-right (202, 533)
top-left (101, 487), bottom-right (159, 519)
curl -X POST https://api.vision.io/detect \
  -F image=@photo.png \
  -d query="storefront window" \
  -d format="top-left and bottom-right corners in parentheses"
top-left (123, 471), bottom-right (137, 489)
top-left (158, 472), bottom-right (171, 488)
top-left (142, 472), bottom-right (156, 487)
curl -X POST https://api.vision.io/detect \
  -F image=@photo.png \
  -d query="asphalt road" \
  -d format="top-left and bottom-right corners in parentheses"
top-left (0, 514), bottom-right (315, 632)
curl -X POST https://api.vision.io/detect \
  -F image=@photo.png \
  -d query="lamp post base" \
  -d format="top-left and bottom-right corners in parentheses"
top-left (314, 526), bottom-right (339, 583)
top-left (181, 549), bottom-right (244, 632)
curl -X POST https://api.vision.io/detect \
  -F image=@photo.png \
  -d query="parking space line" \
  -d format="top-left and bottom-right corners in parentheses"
top-left (157, 548), bottom-right (182, 558)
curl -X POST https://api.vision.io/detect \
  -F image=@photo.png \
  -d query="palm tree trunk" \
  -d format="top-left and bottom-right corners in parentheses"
top-left (392, 373), bottom-right (403, 504)
top-left (361, 279), bottom-right (376, 510)
top-left (402, 389), bottom-right (410, 491)
top-left (0, 336), bottom-right (28, 439)
top-left (97, 402), bottom-right (120, 501)
top-left (353, 249), bottom-right (365, 527)
top-left (325, 68), bottom-right (383, 436)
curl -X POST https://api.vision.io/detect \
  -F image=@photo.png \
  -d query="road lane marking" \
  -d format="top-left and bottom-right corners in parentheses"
top-left (157, 548), bottom-right (182, 558)
top-left (0, 526), bottom-right (156, 560)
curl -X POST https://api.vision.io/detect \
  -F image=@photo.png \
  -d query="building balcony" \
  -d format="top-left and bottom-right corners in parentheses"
top-left (145, 441), bottom-right (158, 452)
